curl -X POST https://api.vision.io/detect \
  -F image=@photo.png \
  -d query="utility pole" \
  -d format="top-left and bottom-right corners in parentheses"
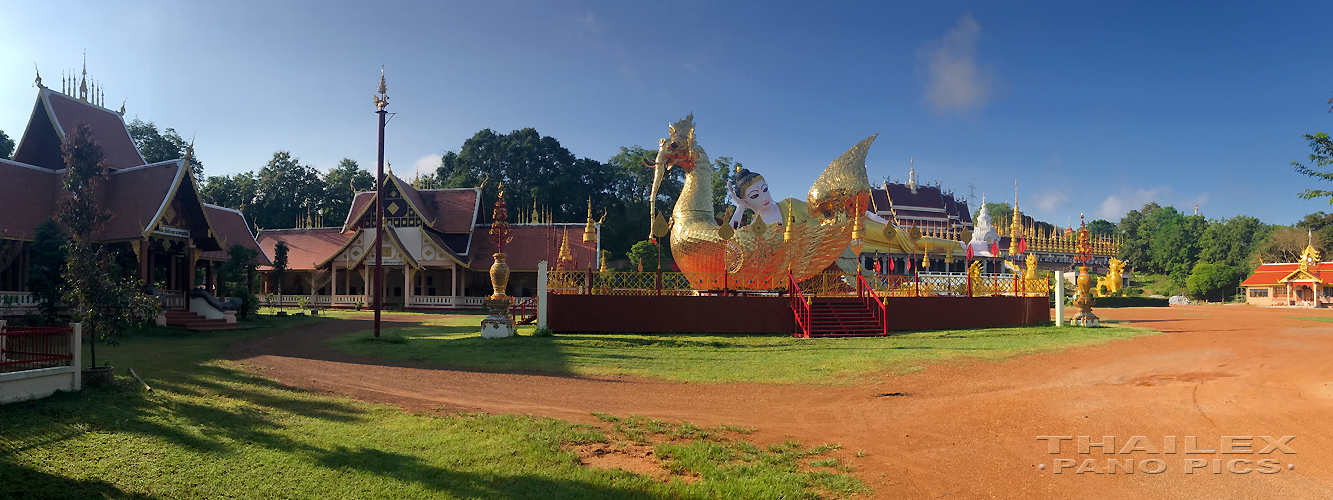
top-left (373, 70), bottom-right (389, 338)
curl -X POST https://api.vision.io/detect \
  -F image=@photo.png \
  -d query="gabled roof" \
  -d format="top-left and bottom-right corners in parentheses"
top-left (342, 185), bottom-right (482, 234)
top-left (884, 182), bottom-right (946, 211)
top-left (200, 204), bottom-right (271, 266)
top-left (469, 223), bottom-right (596, 271)
top-left (1242, 262), bottom-right (1333, 287)
top-left (13, 89), bottom-right (145, 171)
top-left (257, 228), bottom-right (355, 271)
top-left (92, 160), bottom-right (183, 241)
top-left (0, 159), bottom-right (61, 240)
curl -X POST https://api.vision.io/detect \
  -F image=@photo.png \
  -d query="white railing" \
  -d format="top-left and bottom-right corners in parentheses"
top-left (460, 297), bottom-right (484, 307)
top-left (333, 295), bottom-right (363, 305)
top-left (410, 296), bottom-right (455, 306)
top-left (0, 292), bottom-right (37, 313)
top-left (161, 291), bottom-right (185, 309)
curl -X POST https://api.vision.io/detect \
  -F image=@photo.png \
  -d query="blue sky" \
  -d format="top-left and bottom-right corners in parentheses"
top-left (2, 1), bottom-right (1330, 227)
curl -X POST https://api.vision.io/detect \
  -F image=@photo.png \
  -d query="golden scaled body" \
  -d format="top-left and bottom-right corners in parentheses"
top-left (648, 115), bottom-right (872, 288)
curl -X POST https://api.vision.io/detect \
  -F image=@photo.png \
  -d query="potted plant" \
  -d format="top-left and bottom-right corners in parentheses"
top-left (295, 296), bottom-right (309, 316)
top-left (354, 299), bottom-right (363, 311)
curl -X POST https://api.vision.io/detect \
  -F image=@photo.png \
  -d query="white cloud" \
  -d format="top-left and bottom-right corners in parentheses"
top-left (1035, 190), bottom-right (1067, 212)
top-left (576, 11), bottom-right (601, 35)
top-left (411, 154), bottom-right (442, 178)
top-left (919, 13), bottom-right (994, 113)
top-left (1096, 186), bottom-right (1171, 220)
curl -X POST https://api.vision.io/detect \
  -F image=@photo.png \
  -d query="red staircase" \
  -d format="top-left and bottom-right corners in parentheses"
top-left (163, 309), bottom-right (246, 331)
top-left (792, 274), bottom-right (889, 338)
top-left (804, 298), bottom-right (885, 337)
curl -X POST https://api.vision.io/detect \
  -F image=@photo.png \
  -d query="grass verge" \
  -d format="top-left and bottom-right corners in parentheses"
top-left (326, 315), bottom-right (1155, 385)
top-left (0, 316), bottom-right (862, 499)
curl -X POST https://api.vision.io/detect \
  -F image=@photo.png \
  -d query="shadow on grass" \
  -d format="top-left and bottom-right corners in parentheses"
top-left (0, 462), bottom-right (161, 499)
top-left (313, 445), bottom-right (688, 500)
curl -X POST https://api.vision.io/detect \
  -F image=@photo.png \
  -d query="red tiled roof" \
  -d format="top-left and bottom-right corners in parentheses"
top-left (469, 224), bottom-right (595, 271)
top-left (257, 228), bottom-right (354, 270)
top-left (343, 192), bottom-right (375, 231)
top-left (201, 205), bottom-right (271, 265)
top-left (424, 188), bottom-right (481, 233)
top-left (42, 90), bottom-right (145, 170)
top-left (1241, 263), bottom-right (1333, 287)
top-left (869, 188), bottom-right (891, 214)
top-left (0, 159), bottom-right (61, 240)
top-left (343, 187), bottom-right (481, 234)
top-left (92, 160), bottom-right (183, 241)
top-left (885, 183), bottom-right (946, 211)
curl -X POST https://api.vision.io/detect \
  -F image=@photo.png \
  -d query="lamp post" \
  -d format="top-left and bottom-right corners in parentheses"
top-left (372, 71), bottom-right (389, 338)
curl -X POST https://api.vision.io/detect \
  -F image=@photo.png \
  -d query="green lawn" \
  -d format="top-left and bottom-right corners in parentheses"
top-left (0, 316), bottom-right (864, 499)
top-left (327, 315), bottom-right (1155, 385)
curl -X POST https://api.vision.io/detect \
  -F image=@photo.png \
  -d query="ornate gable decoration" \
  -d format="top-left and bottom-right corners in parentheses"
top-left (1299, 244), bottom-right (1320, 271)
top-left (359, 179), bottom-right (426, 229)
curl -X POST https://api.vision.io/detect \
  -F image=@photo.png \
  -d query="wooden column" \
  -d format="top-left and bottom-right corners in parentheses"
top-left (137, 239), bottom-right (149, 285)
top-left (331, 265), bottom-right (338, 304)
top-left (186, 247), bottom-right (197, 295)
top-left (404, 266), bottom-right (414, 310)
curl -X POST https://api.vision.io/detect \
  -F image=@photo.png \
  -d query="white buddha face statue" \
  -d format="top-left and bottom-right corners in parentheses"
top-left (741, 177), bottom-right (775, 212)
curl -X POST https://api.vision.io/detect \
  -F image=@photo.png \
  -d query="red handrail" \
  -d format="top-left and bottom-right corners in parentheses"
top-left (857, 274), bottom-right (887, 335)
top-left (0, 325), bottom-right (74, 373)
top-left (789, 272), bottom-right (810, 338)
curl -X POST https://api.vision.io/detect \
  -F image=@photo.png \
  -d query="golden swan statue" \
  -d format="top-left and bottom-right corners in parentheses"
top-left (645, 114), bottom-right (958, 289)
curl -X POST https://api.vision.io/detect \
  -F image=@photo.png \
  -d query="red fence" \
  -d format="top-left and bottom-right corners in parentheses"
top-left (1, 326), bottom-right (75, 373)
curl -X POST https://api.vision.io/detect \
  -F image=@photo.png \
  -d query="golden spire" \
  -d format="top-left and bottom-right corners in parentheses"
top-left (583, 197), bottom-right (596, 243)
top-left (373, 68), bottom-right (389, 111)
top-left (79, 51), bottom-right (87, 102)
top-left (558, 229), bottom-right (574, 263)
top-left (783, 200), bottom-right (796, 243)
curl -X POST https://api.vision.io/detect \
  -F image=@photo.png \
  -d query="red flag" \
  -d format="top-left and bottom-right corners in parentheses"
top-left (1019, 237), bottom-right (1027, 254)
top-left (874, 260), bottom-right (882, 273)
top-left (990, 241), bottom-right (1000, 257)
top-left (966, 244), bottom-right (974, 260)
top-left (906, 258), bottom-right (912, 271)
top-left (889, 259), bottom-right (895, 272)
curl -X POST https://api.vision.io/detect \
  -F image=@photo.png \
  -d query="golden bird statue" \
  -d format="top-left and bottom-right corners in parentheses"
top-left (645, 114), bottom-right (884, 289)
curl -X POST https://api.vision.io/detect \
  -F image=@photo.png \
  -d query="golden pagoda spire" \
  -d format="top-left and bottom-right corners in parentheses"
top-left (583, 197), bottom-right (596, 243)
top-left (558, 229), bottom-right (573, 263)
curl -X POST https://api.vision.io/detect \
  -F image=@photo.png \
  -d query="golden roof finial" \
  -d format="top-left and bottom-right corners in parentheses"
top-left (373, 68), bottom-right (389, 111)
top-left (583, 197), bottom-right (596, 243)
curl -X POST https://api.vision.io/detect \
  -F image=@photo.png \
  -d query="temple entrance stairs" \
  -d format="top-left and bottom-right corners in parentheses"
top-left (805, 297), bottom-right (885, 337)
top-left (163, 309), bottom-right (246, 331)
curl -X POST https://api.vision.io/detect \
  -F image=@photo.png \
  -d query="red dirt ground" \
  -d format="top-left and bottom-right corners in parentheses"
top-left (228, 306), bottom-right (1333, 499)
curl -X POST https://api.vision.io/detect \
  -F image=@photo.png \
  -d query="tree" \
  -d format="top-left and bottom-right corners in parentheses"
top-left (1199, 215), bottom-right (1272, 273)
top-left (57, 123), bottom-right (159, 368)
top-left (1187, 262), bottom-right (1239, 302)
top-left (200, 172), bottom-right (257, 217)
top-left (128, 119), bottom-right (203, 180)
top-left (1086, 219), bottom-right (1116, 236)
top-left (0, 129), bottom-right (14, 159)
top-left (1253, 227), bottom-right (1318, 265)
top-left (322, 158), bottom-right (374, 224)
top-left (251, 151), bottom-right (324, 230)
top-left (26, 220), bottom-right (66, 325)
top-left (217, 244), bottom-right (260, 319)
top-left (626, 239), bottom-right (672, 272)
top-left (1293, 132), bottom-right (1333, 203)
top-left (272, 241), bottom-right (289, 297)
top-left (1117, 202), bottom-right (1160, 272)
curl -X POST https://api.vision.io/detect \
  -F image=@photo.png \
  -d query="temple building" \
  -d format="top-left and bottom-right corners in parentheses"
top-left (1241, 243), bottom-right (1333, 307)
top-left (868, 167), bottom-right (974, 238)
top-left (0, 68), bottom-right (267, 313)
top-left (254, 172), bottom-right (598, 310)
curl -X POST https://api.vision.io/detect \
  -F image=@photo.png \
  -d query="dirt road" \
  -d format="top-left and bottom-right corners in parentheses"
top-left (229, 306), bottom-right (1333, 499)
